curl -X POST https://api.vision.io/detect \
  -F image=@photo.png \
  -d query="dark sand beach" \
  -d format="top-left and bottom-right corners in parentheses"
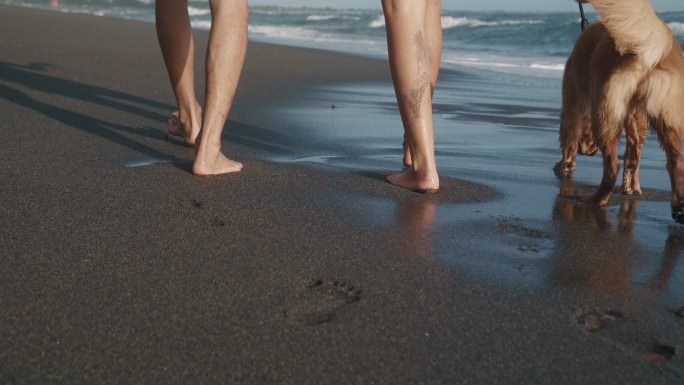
top-left (1, 4), bottom-right (683, 384)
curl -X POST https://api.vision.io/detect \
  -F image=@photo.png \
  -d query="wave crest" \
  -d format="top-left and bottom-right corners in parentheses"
top-left (188, 6), bottom-right (210, 17)
top-left (369, 15), bottom-right (544, 29)
top-left (369, 15), bottom-right (385, 28)
top-left (442, 16), bottom-right (544, 29)
top-left (307, 15), bottom-right (337, 21)
top-left (668, 22), bottom-right (684, 36)
top-left (248, 25), bottom-right (320, 39)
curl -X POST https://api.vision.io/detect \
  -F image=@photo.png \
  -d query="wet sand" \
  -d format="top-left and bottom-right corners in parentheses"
top-left (1, 4), bottom-right (683, 384)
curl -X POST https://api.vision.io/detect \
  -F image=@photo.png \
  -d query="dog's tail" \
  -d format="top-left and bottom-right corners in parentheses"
top-left (589, 0), bottom-right (672, 69)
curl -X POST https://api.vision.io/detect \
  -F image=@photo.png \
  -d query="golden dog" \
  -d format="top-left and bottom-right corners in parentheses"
top-left (556, 23), bottom-right (648, 196)
top-left (558, 0), bottom-right (684, 223)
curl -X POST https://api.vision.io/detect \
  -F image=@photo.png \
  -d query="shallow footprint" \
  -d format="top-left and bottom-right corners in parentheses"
top-left (642, 343), bottom-right (677, 363)
top-left (673, 306), bottom-right (684, 319)
top-left (284, 278), bottom-right (362, 326)
top-left (575, 308), bottom-right (624, 332)
top-left (576, 308), bottom-right (683, 367)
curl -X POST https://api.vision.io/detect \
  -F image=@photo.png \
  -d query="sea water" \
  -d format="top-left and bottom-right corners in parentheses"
top-left (4, 0), bottom-right (684, 78)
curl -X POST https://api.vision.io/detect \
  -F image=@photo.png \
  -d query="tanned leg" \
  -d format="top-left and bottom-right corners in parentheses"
top-left (383, 0), bottom-right (440, 192)
top-left (155, 0), bottom-right (202, 145)
top-left (403, 0), bottom-right (442, 168)
top-left (192, 0), bottom-right (247, 176)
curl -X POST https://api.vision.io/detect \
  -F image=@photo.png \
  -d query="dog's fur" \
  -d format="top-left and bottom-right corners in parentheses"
top-left (558, 0), bottom-right (684, 223)
top-left (556, 22), bottom-right (649, 196)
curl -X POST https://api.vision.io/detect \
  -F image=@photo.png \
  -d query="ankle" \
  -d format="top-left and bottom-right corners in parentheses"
top-left (196, 138), bottom-right (222, 156)
top-left (179, 102), bottom-right (201, 124)
top-left (411, 158), bottom-right (437, 177)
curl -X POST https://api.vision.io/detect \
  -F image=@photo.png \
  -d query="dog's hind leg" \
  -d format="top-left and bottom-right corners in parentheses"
top-left (652, 119), bottom-right (684, 223)
top-left (621, 107), bottom-right (648, 195)
top-left (589, 136), bottom-right (621, 206)
top-left (554, 111), bottom-right (584, 176)
top-left (588, 67), bottom-right (643, 205)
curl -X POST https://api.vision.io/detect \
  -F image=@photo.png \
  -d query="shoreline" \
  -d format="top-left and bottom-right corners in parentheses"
top-left (1, 1), bottom-right (588, 79)
top-left (2, 4), bottom-right (683, 384)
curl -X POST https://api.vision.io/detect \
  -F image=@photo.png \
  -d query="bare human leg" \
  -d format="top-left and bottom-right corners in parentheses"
top-left (403, 0), bottom-right (442, 168)
top-left (192, 0), bottom-right (247, 176)
top-left (383, 0), bottom-right (440, 193)
top-left (155, 0), bottom-right (202, 145)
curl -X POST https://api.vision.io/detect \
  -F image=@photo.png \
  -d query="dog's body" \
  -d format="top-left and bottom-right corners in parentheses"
top-left (558, 0), bottom-right (684, 223)
top-left (557, 23), bottom-right (648, 196)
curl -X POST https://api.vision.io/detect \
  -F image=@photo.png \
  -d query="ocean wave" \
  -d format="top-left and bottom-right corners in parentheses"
top-left (369, 15), bottom-right (544, 29)
top-left (369, 15), bottom-right (385, 28)
top-left (307, 15), bottom-right (337, 21)
top-left (530, 63), bottom-right (565, 71)
top-left (668, 22), bottom-right (684, 36)
top-left (191, 20), bottom-right (211, 30)
top-left (443, 56), bottom-right (565, 77)
top-left (188, 6), bottom-right (210, 17)
top-left (248, 25), bottom-right (320, 39)
top-left (442, 16), bottom-right (544, 29)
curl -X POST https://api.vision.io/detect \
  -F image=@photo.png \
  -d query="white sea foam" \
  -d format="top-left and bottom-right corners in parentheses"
top-left (307, 15), bottom-right (337, 21)
top-left (530, 63), bottom-right (565, 71)
top-left (248, 25), bottom-right (320, 39)
top-left (369, 15), bottom-right (385, 28)
top-left (188, 6), bottom-right (210, 17)
top-left (668, 22), bottom-right (684, 36)
top-left (191, 20), bottom-right (212, 30)
top-left (441, 16), bottom-right (544, 29)
top-left (369, 15), bottom-right (544, 29)
top-left (443, 55), bottom-right (564, 78)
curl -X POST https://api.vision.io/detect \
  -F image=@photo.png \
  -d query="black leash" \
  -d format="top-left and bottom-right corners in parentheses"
top-left (578, 2), bottom-right (590, 31)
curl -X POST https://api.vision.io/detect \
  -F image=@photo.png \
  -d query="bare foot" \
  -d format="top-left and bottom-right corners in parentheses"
top-left (192, 146), bottom-right (243, 176)
top-left (387, 168), bottom-right (439, 194)
top-left (167, 107), bottom-right (201, 145)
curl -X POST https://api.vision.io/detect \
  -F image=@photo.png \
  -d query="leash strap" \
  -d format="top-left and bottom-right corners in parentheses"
top-left (579, 3), bottom-right (590, 31)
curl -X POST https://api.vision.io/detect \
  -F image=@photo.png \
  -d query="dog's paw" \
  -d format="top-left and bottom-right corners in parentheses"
top-left (553, 161), bottom-right (574, 176)
top-left (622, 187), bottom-right (637, 196)
top-left (622, 188), bottom-right (643, 196)
top-left (671, 204), bottom-right (684, 224)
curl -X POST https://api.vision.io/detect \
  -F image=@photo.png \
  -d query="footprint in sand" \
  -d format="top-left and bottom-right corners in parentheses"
top-left (642, 343), bottom-right (677, 363)
top-left (576, 309), bottom-right (680, 364)
top-left (575, 308), bottom-right (624, 332)
top-left (284, 279), bottom-right (362, 326)
top-left (673, 306), bottom-right (684, 319)
top-left (172, 198), bottom-right (228, 227)
top-left (173, 198), bottom-right (204, 213)
top-left (498, 219), bottom-right (553, 254)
